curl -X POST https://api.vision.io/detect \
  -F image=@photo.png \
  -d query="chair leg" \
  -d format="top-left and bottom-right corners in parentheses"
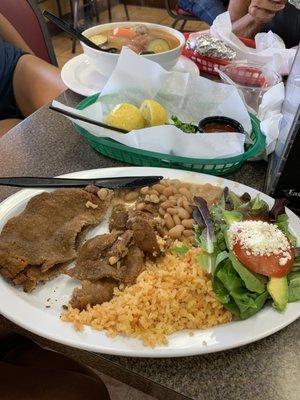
top-left (93, 0), bottom-right (100, 22)
top-left (107, 0), bottom-right (112, 22)
top-left (71, 0), bottom-right (79, 53)
top-left (56, 0), bottom-right (63, 18)
top-left (172, 19), bottom-right (179, 29)
top-left (123, 0), bottom-right (130, 21)
top-left (180, 19), bottom-right (187, 31)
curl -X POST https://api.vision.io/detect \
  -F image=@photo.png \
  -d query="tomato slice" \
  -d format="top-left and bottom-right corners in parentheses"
top-left (233, 241), bottom-right (295, 277)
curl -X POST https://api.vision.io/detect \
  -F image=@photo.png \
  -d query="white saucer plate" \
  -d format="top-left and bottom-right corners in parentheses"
top-left (61, 54), bottom-right (199, 97)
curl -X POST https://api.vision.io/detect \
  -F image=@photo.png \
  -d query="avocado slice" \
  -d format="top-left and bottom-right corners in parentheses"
top-left (267, 276), bottom-right (288, 311)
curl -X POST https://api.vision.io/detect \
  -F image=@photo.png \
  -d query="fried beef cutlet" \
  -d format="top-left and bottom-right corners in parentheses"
top-left (67, 260), bottom-right (121, 282)
top-left (127, 215), bottom-right (160, 255)
top-left (68, 208), bottom-right (162, 310)
top-left (70, 279), bottom-right (117, 310)
top-left (75, 232), bottom-right (120, 266)
top-left (109, 203), bottom-right (128, 232)
top-left (119, 245), bottom-right (145, 284)
top-left (106, 230), bottom-right (133, 263)
top-left (0, 187), bottom-right (112, 291)
top-left (13, 263), bottom-right (67, 293)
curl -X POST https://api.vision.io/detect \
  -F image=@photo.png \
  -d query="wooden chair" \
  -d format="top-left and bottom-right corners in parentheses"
top-left (164, 0), bottom-right (199, 31)
top-left (0, 0), bottom-right (57, 65)
top-left (38, 0), bottom-right (63, 18)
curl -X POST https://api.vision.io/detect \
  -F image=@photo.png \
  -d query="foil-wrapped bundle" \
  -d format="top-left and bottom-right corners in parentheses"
top-left (289, 0), bottom-right (300, 9)
top-left (186, 35), bottom-right (236, 60)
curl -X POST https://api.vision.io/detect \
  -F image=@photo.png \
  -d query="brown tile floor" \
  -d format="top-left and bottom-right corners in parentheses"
top-left (52, 4), bottom-right (207, 68)
top-left (51, 7), bottom-right (206, 398)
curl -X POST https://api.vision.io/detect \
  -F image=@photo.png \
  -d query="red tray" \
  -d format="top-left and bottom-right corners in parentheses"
top-left (182, 33), bottom-right (256, 78)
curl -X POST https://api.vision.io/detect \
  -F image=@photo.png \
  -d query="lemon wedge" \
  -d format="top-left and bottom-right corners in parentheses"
top-left (140, 100), bottom-right (168, 127)
top-left (105, 103), bottom-right (145, 131)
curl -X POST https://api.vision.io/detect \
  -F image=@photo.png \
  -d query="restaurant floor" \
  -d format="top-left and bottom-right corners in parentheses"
top-left (52, 4), bottom-right (207, 68)
top-left (49, 6), bottom-right (206, 398)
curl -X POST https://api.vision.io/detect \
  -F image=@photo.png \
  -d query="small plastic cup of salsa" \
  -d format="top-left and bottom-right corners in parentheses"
top-left (198, 116), bottom-right (245, 134)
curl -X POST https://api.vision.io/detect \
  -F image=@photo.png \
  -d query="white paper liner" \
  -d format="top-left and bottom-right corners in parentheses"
top-left (54, 48), bottom-right (252, 159)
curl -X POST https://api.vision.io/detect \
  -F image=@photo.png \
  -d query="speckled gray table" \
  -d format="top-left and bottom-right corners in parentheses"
top-left (0, 91), bottom-right (299, 400)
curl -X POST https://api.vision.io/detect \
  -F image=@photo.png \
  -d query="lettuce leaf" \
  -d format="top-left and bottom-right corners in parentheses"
top-left (287, 271), bottom-right (300, 302)
top-left (275, 214), bottom-right (297, 247)
top-left (229, 252), bottom-right (267, 294)
top-left (213, 259), bottom-right (268, 319)
top-left (172, 245), bottom-right (191, 255)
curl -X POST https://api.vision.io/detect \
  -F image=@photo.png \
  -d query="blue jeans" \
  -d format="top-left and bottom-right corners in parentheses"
top-left (177, 0), bottom-right (227, 25)
top-left (0, 39), bottom-right (24, 120)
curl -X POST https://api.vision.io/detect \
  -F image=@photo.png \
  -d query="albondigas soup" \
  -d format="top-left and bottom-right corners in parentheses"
top-left (88, 24), bottom-right (180, 54)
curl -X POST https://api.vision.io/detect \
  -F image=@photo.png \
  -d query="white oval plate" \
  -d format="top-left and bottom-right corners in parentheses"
top-left (61, 54), bottom-right (199, 97)
top-left (0, 167), bottom-right (299, 358)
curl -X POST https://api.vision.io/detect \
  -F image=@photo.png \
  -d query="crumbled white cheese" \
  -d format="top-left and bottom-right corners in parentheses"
top-left (228, 221), bottom-right (291, 261)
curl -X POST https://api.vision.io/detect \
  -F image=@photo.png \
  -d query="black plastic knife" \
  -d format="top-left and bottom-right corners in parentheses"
top-left (0, 176), bottom-right (163, 189)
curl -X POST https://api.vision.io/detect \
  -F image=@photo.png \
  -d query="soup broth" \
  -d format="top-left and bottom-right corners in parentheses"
top-left (88, 24), bottom-right (180, 54)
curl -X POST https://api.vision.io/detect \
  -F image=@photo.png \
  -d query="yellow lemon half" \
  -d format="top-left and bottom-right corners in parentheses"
top-left (140, 99), bottom-right (168, 127)
top-left (105, 103), bottom-right (145, 132)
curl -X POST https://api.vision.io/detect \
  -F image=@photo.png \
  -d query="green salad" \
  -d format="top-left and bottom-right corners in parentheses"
top-left (191, 189), bottom-right (300, 318)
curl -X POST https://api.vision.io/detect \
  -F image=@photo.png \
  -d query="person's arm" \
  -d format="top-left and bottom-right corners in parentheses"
top-left (231, 13), bottom-right (265, 38)
top-left (0, 13), bottom-right (33, 53)
top-left (228, 0), bottom-right (250, 20)
top-left (228, 0), bottom-right (287, 38)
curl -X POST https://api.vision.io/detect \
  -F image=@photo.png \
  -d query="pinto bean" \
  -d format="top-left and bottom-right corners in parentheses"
top-left (140, 186), bottom-right (149, 195)
top-left (176, 207), bottom-right (190, 220)
top-left (161, 180), bottom-right (169, 186)
top-left (169, 225), bottom-right (185, 239)
top-left (148, 189), bottom-right (159, 196)
top-left (124, 191), bottom-right (139, 202)
top-left (183, 229), bottom-right (193, 237)
top-left (164, 213), bottom-right (175, 229)
top-left (163, 186), bottom-right (173, 197)
top-left (183, 200), bottom-right (192, 214)
top-left (159, 207), bottom-right (165, 216)
top-left (161, 200), bottom-right (173, 209)
top-left (172, 214), bottom-right (181, 226)
top-left (152, 184), bottom-right (165, 194)
top-left (149, 194), bottom-right (160, 203)
top-left (166, 207), bottom-right (178, 215)
top-left (182, 219), bottom-right (194, 229)
top-left (179, 187), bottom-right (192, 199)
top-left (177, 197), bottom-right (184, 207)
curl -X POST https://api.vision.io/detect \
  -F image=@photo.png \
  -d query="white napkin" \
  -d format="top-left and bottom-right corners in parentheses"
top-left (258, 82), bottom-right (285, 155)
top-left (54, 48), bottom-right (254, 159)
top-left (210, 12), bottom-right (297, 75)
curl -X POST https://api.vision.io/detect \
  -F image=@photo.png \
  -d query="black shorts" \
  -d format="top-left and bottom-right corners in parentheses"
top-left (0, 39), bottom-right (25, 121)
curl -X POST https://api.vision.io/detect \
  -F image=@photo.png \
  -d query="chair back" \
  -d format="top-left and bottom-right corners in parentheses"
top-left (0, 0), bottom-right (57, 65)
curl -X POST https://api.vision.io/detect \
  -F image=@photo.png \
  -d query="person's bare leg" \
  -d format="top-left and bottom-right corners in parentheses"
top-left (13, 54), bottom-right (66, 117)
top-left (0, 119), bottom-right (22, 137)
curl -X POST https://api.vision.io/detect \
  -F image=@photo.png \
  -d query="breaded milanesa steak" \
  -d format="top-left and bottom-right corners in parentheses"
top-left (0, 187), bottom-right (112, 291)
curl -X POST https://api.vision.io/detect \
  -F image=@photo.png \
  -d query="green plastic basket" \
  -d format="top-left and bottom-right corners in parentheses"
top-left (74, 93), bottom-right (266, 176)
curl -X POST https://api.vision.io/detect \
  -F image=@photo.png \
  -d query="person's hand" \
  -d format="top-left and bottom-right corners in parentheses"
top-left (248, 0), bottom-right (288, 23)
